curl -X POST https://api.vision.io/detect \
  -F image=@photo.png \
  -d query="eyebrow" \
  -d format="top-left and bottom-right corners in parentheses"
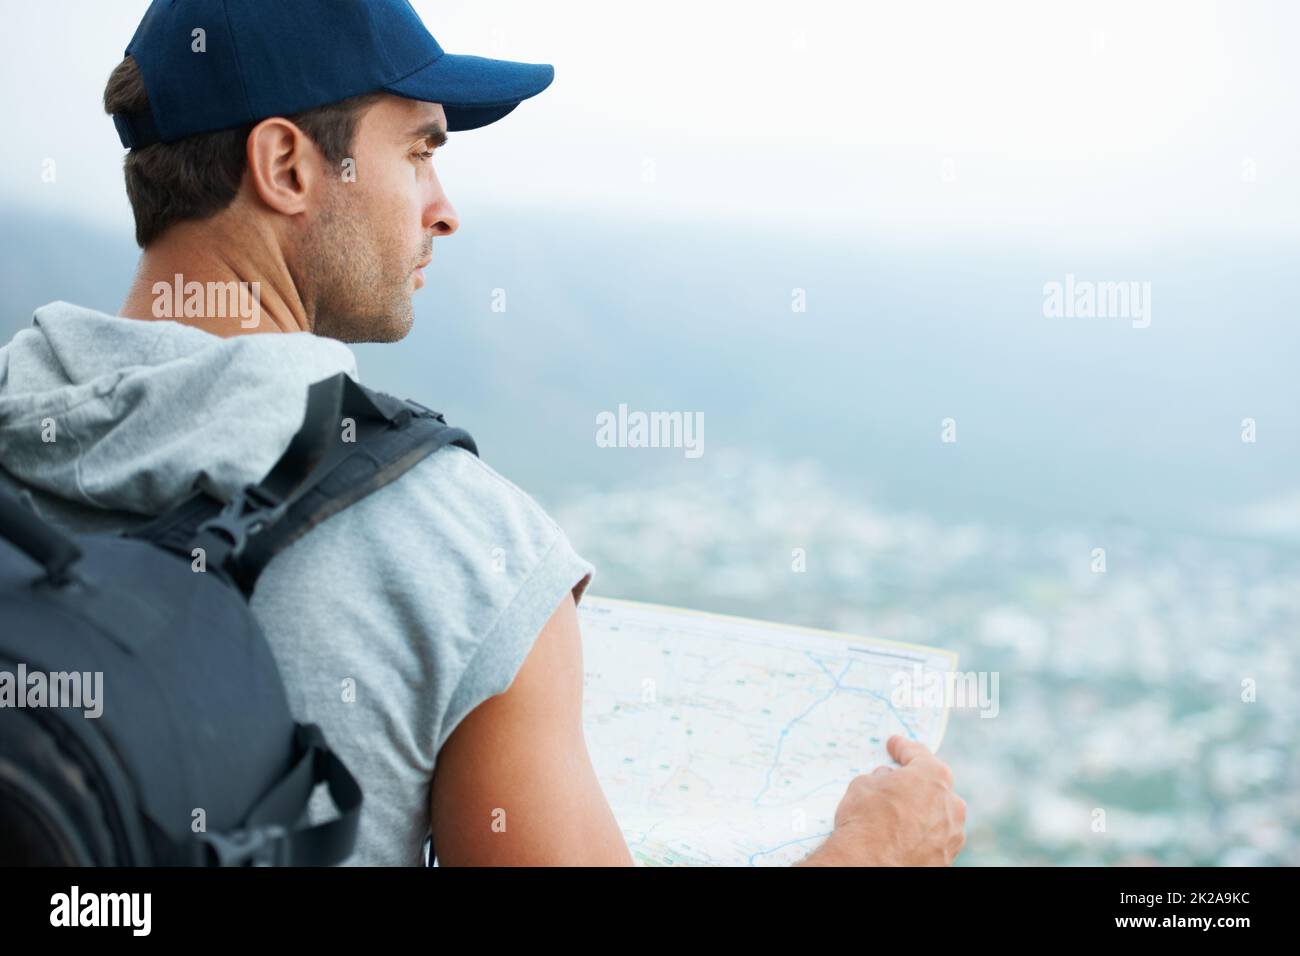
top-left (405, 120), bottom-right (448, 149)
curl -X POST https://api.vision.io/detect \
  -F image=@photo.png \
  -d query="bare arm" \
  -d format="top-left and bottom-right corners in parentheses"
top-left (430, 591), bottom-right (634, 866)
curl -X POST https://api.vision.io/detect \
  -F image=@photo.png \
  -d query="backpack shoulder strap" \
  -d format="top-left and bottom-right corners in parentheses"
top-left (127, 371), bottom-right (478, 599)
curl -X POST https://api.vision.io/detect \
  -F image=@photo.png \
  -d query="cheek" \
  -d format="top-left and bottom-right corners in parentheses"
top-left (339, 154), bottom-right (422, 253)
top-left (364, 163), bottom-right (425, 237)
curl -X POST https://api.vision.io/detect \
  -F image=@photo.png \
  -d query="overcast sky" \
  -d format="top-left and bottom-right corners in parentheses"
top-left (2, 0), bottom-right (1297, 245)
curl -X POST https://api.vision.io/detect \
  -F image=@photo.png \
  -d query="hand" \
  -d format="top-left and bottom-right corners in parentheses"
top-left (797, 735), bottom-right (966, 866)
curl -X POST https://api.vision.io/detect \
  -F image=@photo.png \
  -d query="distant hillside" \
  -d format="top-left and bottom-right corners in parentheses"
top-left (2, 201), bottom-right (1298, 540)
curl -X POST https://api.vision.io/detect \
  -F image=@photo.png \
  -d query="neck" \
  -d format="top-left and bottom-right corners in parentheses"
top-left (119, 215), bottom-right (308, 337)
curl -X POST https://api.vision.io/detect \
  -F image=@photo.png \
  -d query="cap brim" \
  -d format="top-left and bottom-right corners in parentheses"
top-left (384, 52), bottom-right (554, 132)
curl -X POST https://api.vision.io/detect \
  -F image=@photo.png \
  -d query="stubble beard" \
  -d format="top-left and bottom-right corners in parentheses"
top-left (301, 185), bottom-right (416, 344)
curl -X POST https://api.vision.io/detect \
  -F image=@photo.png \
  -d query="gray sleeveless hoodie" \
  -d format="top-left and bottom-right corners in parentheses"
top-left (0, 301), bottom-right (594, 865)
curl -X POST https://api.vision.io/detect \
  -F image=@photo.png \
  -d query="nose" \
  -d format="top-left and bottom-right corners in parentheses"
top-left (424, 166), bottom-right (459, 238)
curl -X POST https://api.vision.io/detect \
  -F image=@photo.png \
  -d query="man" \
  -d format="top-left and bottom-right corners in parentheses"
top-left (0, 0), bottom-right (964, 866)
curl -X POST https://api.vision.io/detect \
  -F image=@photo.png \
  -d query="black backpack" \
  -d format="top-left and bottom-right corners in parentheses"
top-left (0, 371), bottom-right (477, 865)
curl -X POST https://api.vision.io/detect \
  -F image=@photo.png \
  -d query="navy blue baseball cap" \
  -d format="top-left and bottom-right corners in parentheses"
top-left (112, 0), bottom-right (554, 148)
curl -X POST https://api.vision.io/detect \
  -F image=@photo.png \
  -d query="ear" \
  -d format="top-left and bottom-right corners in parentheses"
top-left (244, 117), bottom-right (320, 216)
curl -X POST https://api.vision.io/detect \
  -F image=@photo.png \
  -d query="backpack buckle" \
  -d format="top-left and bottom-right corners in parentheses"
top-left (200, 824), bottom-right (291, 866)
top-left (195, 484), bottom-right (287, 560)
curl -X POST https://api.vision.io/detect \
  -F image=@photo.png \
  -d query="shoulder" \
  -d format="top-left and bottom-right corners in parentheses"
top-left (251, 443), bottom-right (594, 748)
top-left (370, 444), bottom-right (590, 599)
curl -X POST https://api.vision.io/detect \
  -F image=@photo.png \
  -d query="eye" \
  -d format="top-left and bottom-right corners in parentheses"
top-left (412, 149), bottom-right (436, 163)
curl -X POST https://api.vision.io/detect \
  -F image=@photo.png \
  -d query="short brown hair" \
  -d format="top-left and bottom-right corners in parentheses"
top-left (103, 56), bottom-right (384, 247)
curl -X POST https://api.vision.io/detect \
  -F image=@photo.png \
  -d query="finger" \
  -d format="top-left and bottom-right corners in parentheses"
top-left (886, 734), bottom-right (931, 766)
top-left (871, 765), bottom-right (894, 776)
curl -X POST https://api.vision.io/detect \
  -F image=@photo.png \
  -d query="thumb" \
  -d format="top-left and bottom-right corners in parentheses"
top-left (887, 734), bottom-right (930, 766)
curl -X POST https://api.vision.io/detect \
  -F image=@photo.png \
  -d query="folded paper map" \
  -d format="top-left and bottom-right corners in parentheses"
top-left (578, 596), bottom-right (958, 866)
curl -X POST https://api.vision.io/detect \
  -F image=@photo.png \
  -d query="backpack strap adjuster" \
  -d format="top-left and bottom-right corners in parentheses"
top-left (195, 484), bottom-right (287, 561)
top-left (199, 824), bottom-right (291, 867)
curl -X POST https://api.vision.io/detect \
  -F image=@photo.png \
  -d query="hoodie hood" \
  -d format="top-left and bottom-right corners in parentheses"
top-left (0, 301), bottom-right (359, 515)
